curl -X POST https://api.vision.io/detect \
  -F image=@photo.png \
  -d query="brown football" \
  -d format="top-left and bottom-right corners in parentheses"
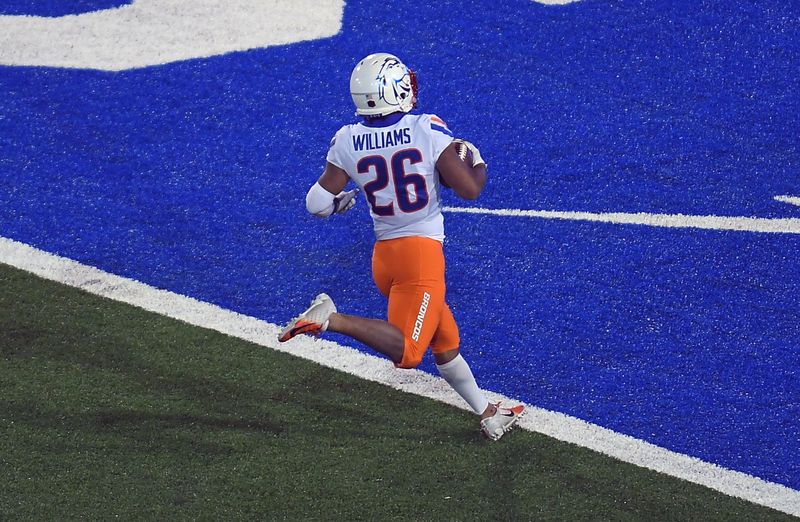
top-left (440, 140), bottom-right (473, 189)
top-left (454, 140), bottom-right (474, 165)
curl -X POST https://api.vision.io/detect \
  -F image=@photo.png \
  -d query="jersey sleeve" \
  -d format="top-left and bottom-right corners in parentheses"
top-left (325, 126), bottom-right (349, 170)
top-left (426, 114), bottom-right (455, 162)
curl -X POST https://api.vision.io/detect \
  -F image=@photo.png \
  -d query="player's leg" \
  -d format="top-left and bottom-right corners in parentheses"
top-left (277, 297), bottom-right (405, 363)
top-left (431, 303), bottom-right (525, 440)
top-left (321, 235), bottom-right (422, 363)
top-left (324, 278), bottom-right (439, 366)
top-left (431, 304), bottom-right (491, 417)
top-left (377, 236), bottom-right (449, 369)
top-left (326, 313), bottom-right (404, 363)
top-left (320, 235), bottom-right (420, 364)
top-left (278, 237), bottom-right (433, 365)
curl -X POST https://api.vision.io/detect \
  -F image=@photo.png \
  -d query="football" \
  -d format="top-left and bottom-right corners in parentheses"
top-left (438, 168), bottom-right (450, 188)
top-left (454, 139), bottom-right (474, 165)
top-left (440, 140), bottom-right (473, 188)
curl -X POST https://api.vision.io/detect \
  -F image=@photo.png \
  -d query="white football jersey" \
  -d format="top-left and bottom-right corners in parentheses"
top-left (326, 113), bottom-right (454, 241)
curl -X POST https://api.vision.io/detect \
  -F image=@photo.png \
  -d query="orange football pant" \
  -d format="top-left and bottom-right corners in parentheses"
top-left (372, 236), bottom-right (460, 369)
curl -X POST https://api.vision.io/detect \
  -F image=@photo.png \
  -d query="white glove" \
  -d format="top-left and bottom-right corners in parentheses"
top-left (455, 139), bottom-right (486, 168)
top-left (332, 188), bottom-right (359, 214)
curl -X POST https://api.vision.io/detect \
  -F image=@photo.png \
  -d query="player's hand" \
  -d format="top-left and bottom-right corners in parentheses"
top-left (332, 188), bottom-right (359, 214)
top-left (455, 139), bottom-right (486, 168)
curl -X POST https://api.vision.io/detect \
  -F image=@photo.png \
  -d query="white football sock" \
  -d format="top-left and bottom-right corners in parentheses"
top-left (436, 354), bottom-right (490, 415)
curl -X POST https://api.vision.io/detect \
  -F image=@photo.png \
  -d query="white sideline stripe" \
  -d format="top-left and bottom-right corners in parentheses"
top-left (775, 195), bottom-right (800, 208)
top-left (443, 206), bottom-right (800, 234)
top-left (0, 235), bottom-right (798, 517)
top-left (0, 0), bottom-right (344, 71)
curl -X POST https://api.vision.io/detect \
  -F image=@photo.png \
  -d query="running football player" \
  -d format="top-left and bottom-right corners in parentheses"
top-left (279, 53), bottom-right (524, 441)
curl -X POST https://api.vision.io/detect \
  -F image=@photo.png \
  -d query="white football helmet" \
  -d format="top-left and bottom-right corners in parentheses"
top-left (350, 53), bottom-right (417, 117)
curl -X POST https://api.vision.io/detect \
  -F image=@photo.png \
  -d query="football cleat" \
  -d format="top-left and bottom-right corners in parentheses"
top-left (480, 403), bottom-right (525, 441)
top-left (278, 293), bottom-right (337, 342)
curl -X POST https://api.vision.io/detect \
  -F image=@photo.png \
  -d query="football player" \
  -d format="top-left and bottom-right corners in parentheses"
top-left (279, 53), bottom-right (524, 441)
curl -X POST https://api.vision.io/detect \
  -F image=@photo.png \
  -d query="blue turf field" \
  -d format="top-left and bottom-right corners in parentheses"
top-left (1, 0), bottom-right (798, 489)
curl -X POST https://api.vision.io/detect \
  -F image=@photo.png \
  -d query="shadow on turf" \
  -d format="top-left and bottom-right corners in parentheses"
top-left (93, 409), bottom-right (284, 433)
top-left (1, 297), bottom-right (488, 445)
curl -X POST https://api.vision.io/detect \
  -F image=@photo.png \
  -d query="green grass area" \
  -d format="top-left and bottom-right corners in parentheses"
top-left (0, 263), bottom-right (794, 521)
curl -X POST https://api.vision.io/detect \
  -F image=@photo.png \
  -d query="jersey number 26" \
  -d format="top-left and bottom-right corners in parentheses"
top-left (357, 148), bottom-right (428, 216)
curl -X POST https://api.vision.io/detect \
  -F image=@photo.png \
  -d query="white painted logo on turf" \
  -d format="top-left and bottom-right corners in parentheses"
top-left (0, 0), bottom-right (345, 71)
top-left (412, 292), bottom-right (431, 342)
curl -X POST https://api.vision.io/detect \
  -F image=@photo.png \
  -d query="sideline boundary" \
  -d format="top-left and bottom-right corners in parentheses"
top-left (1, 235), bottom-right (797, 517)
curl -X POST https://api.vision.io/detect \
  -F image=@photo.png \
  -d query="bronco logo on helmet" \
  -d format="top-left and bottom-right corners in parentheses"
top-left (376, 56), bottom-right (413, 110)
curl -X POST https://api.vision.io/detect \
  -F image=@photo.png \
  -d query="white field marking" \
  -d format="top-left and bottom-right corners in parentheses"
top-left (534, 0), bottom-right (581, 4)
top-left (443, 206), bottom-right (800, 234)
top-left (775, 195), bottom-right (800, 208)
top-left (0, 0), bottom-right (344, 71)
top-left (0, 235), bottom-right (798, 517)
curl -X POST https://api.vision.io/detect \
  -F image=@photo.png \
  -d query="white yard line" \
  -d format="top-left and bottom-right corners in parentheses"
top-left (1, 235), bottom-right (798, 516)
top-left (775, 195), bottom-right (800, 208)
top-left (443, 206), bottom-right (800, 234)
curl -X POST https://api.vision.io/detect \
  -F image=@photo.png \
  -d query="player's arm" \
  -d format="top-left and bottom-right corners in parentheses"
top-left (305, 161), bottom-right (359, 217)
top-left (436, 141), bottom-right (487, 200)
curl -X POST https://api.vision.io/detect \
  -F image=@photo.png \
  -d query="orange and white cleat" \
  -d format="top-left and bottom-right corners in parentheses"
top-left (480, 403), bottom-right (525, 441)
top-left (278, 293), bottom-right (337, 342)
